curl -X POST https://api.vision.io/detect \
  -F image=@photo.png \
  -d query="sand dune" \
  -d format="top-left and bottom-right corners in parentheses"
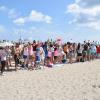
top-left (0, 60), bottom-right (100, 100)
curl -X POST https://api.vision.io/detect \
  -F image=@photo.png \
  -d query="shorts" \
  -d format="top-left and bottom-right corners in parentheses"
top-left (6, 56), bottom-right (11, 60)
top-left (77, 53), bottom-right (82, 56)
top-left (82, 50), bottom-right (87, 55)
top-left (67, 53), bottom-right (73, 58)
top-left (14, 55), bottom-right (19, 63)
top-left (23, 55), bottom-right (28, 59)
top-left (54, 56), bottom-right (58, 60)
top-left (14, 57), bottom-right (19, 65)
top-left (87, 50), bottom-right (91, 55)
top-left (91, 52), bottom-right (96, 56)
top-left (36, 56), bottom-right (40, 62)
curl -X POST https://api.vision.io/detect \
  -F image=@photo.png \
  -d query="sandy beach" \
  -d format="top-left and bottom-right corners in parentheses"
top-left (0, 60), bottom-right (100, 100)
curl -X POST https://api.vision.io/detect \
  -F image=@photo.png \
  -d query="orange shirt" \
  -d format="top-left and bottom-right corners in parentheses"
top-left (63, 46), bottom-right (68, 53)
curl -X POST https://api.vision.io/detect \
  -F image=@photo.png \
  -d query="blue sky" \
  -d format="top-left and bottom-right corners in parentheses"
top-left (0, 0), bottom-right (100, 42)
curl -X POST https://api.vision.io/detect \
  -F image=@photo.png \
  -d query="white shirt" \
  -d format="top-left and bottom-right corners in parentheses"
top-left (23, 47), bottom-right (29, 56)
top-left (40, 47), bottom-right (45, 57)
top-left (0, 49), bottom-right (7, 61)
top-left (91, 45), bottom-right (96, 53)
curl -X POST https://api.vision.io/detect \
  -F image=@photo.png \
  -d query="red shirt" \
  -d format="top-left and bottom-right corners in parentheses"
top-left (96, 46), bottom-right (100, 54)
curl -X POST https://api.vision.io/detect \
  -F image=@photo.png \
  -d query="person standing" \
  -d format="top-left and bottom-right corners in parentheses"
top-left (35, 44), bottom-right (41, 69)
top-left (40, 45), bottom-right (45, 65)
top-left (23, 45), bottom-right (29, 68)
top-left (28, 43), bottom-right (33, 68)
top-left (0, 47), bottom-right (7, 75)
top-left (14, 44), bottom-right (20, 70)
top-left (67, 44), bottom-right (73, 64)
top-left (5, 46), bottom-right (12, 70)
top-left (76, 43), bottom-right (83, 62)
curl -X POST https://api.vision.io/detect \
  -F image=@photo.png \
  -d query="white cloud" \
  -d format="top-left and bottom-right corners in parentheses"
top-left (44, 15), bottom-right (52, 23)
top-left (28, 10), bottom-right (45, 22)
top-left (13, 18), bottom-right (25, 25)
top-left (0, 6), bottom-right (7, 11)
top-left (67, 3), bottom-right (80, 14)
top-left (76, 0), bottom-right (100, 7)
top-left (66, 0), bottom-right (100, 30)
top-left (28, 10), bottom-right (52, 23)
top-left (81, 21), bottom-right (100, 30)
top-left (13, 10), bottom-right (52, 25)
top-left (0, 5), bottom-right (52, 25)
top-left (0, 5), bottom-right (19, 20)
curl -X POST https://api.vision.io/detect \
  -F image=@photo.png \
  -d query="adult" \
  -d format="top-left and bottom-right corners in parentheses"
top-left (67, 44), bottom-right (73, 64)
top-left (5, 46), bottom-right (12, 70)
top-left (76, 43), bottom-right (83, 62)
top-left (63, 44), bottom-right (68, 59)
top-left (23, 45), bottom-right (29, 68)
top-left (91, 44), bottom-right (96, 60)
top-left (14, 44), bottom-right (20, 70)
top-left (0, 47), bottom-right (7, 75)
top-left (96, 45), bottom-right (100, 58)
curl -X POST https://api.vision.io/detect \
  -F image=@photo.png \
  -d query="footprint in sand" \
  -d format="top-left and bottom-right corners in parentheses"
top-left (83, 99), bottom-right (88, 100)
top-left (98, 85), bottom-right (100, 88)
top-left (92, 85), bottom-right (96, 88)
top-left (92, 85), bottom-right (100, 88)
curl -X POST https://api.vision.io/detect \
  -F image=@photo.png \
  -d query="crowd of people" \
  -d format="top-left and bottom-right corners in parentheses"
top-left (0, 39), bottom-right (100, 75)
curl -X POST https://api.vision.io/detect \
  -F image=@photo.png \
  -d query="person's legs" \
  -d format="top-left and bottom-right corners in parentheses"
top-left (69, 57), bottom-right (72, 64)
top-left (88, 54), bottom-right (91, 61)
top-left (23, 55), bottom-right (28, 68)
top-left (54, 56), bottom-right (57, 64)
top-left (76, 54), bottom-right (79, 62)
top-left (1, 61), bottom-right (6, 74)
top-left (24, 58), bottom-right (27, 67)
top-left (78, 56), bottom-right (81, 62)
top-left (92, 53), bottom-right (95, 60)
top-left (58, 55), bottom-right (62, 63)
top-left (14, 55), bottom-right (18, 70)
top-left (9, 58), bottom-right (12, 66)
top-left (91, 53), bottom-right (93, 60)
top-left (85, 51), bottom-right (87, 61)
top-left (15, 59), bottom-right (17, 70)
top-left (6, 59), bottom-right (10, 70)
top-left (41, 57), bottom-right (45, 66)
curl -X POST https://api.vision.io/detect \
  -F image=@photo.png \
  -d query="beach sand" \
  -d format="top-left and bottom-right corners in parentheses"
top-left (0, 60), bottom-right (100, 100)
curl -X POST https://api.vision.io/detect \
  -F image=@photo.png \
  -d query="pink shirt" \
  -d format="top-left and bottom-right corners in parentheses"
top-left (28, 46), bottom-right (33, 55)
top-left (54, 50), bottom-right (58, 56)
top-left (48, 51), bottom-right (52, 57)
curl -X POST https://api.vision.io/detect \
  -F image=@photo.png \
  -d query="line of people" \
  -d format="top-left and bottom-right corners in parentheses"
top-left (0, 40), bottom-right (100, 75)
